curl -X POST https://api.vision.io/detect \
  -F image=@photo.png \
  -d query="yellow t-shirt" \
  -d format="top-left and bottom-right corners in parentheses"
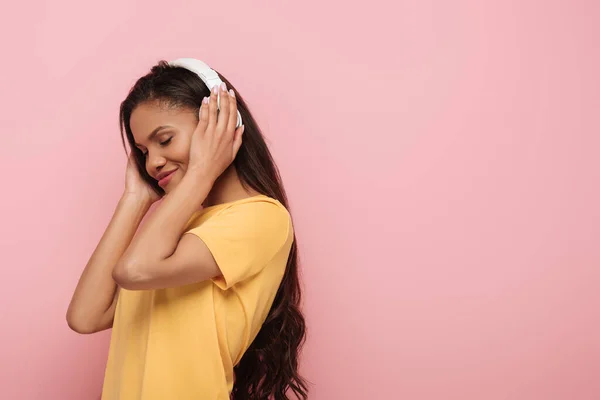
top-left (101, 195), bottom-right (293, 399)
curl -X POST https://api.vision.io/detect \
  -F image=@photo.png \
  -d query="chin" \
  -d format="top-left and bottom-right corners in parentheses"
top-left (162, 176), bottom-right (180, 194)
top-left (161, 184), bottom-right (174, 194)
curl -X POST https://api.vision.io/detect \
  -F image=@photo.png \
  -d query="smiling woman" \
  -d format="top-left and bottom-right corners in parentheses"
top-left (66, 59), bottom-right (308, 400)
top-left (129, 105), bottom-right (197, 191)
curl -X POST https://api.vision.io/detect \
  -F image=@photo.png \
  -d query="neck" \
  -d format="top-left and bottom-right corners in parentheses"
top-left (202, 165), bottom-right (260, 208)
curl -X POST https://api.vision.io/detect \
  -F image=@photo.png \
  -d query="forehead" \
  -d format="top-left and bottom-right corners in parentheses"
top-left (130, 101), bottom-right (195, 142)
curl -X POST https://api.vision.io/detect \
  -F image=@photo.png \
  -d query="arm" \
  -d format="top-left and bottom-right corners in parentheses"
top-left (66, 194), bottom-right (152, 334)
top-left (112, 170), bottom-right (221, 290)
top-left (113, 83), bottom-right (244, 290)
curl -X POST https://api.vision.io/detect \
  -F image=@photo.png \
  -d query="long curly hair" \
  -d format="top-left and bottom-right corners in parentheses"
top-left (118, 60), bottom-right (308, 399)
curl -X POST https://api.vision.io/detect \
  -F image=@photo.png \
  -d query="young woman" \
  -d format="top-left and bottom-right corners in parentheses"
top-left (66, 59), bottom-right (308, 400)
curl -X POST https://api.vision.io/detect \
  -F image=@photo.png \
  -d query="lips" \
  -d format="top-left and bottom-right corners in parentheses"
top-left (156, 169), bottom-right (177, 187)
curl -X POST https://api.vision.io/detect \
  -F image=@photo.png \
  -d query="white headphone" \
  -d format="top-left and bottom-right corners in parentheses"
top-left (168, 58), bottom-right (243, 128)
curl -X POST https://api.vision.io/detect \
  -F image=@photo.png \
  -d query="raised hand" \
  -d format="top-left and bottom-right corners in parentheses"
top-left (187, 82), bottom-right (244, 183)
top-left (124, 153), bottom-right (161, 204)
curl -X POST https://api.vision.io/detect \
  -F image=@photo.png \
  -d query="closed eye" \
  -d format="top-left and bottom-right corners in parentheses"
top-left (138, 137), bottom-right (172, 156)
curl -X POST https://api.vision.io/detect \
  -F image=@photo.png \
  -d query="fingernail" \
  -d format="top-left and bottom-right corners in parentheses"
top-left (203, 97), bottom-right (209, 104)
top-left (220, 82), bottom-right (227, 91)
top-left (212, 86), bottom-right (219, 94)
top-left (229, 89), bottom-right (235, 97)
top-left (241, 125), bottom-right (245, 134)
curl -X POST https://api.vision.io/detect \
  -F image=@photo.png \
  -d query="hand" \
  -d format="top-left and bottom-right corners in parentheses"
top-left (124, 153), bottom-right (161, 204)
top-left (188, 82), bottom-right (244, 182)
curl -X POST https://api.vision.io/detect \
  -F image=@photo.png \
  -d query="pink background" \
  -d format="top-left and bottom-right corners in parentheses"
top-left (1, 0), bottom-right (599, 399)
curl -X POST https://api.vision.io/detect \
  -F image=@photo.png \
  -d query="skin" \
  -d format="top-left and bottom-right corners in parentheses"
top-left (67, 83), bottom-right (259, 334)
top-left (127, 99), bottom-right (256, 207)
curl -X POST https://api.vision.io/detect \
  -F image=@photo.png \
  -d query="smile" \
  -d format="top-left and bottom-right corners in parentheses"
top-left (157, 169), bottom-right (177, 188)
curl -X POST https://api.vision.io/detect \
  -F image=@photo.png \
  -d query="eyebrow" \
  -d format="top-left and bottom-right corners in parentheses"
top-left (135, 125), bottom-right (172, 147)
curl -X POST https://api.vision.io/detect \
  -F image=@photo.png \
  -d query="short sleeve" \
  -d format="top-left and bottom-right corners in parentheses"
top-left (184, 199), bottom-right (292, 290)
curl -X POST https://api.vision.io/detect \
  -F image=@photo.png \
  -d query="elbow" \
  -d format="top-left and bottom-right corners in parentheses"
top-left (66, 310), bottom-right (100, 335)
top-left (112, 259), bottom-right (150, 291)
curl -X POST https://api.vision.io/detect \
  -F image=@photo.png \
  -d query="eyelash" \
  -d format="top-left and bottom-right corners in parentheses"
top-left (141, 137), bottom-right (172, 156)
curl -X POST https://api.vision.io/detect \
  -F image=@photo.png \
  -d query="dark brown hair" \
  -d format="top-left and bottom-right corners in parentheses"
top-left (119, 60), bottom-right (308, 399)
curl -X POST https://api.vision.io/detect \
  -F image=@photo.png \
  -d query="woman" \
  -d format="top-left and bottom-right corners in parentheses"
top-left (66, 59), bottom-right (308, 400)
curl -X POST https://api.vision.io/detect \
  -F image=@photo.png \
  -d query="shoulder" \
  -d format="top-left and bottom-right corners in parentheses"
top-left (191, 195), bottom-right (293, 239)
top-left (215, 195), bottom-right (290, 225)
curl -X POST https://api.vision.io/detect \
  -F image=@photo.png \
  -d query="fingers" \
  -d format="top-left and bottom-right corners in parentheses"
top-left (216, 83), bottom-right (231, 133)
top-left (232, 125), bottom-right (244, 159)
top-left (227, 89), bottom-right (238, 132)
top-left (208, 85), bottom-right (219, 127)
top-left (204, 82), bottom-right (241, 158)
top-left (198, 96), bottom-right (210, 131)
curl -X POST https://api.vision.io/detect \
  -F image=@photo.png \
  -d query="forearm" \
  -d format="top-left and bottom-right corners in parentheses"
top-left (115, 170), bottom-right (212, 278)
top-left (66, 194), bottom-right (151, 333)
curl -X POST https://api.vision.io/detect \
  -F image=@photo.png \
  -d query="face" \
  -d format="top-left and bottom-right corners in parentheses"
top-left (130, 101), bottom-right (197, 193)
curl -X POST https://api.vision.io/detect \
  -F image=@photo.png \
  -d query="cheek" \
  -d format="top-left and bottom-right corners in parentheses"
top-left (175, 136), bottom-right (192, 164)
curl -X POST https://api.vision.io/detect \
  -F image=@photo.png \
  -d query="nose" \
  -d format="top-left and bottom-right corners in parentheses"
top-left (146, 151), bottom-right (167, 177)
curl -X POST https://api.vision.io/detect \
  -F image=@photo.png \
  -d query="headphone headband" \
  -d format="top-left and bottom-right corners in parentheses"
top-left (168, 58), bottom-right (242, 128)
